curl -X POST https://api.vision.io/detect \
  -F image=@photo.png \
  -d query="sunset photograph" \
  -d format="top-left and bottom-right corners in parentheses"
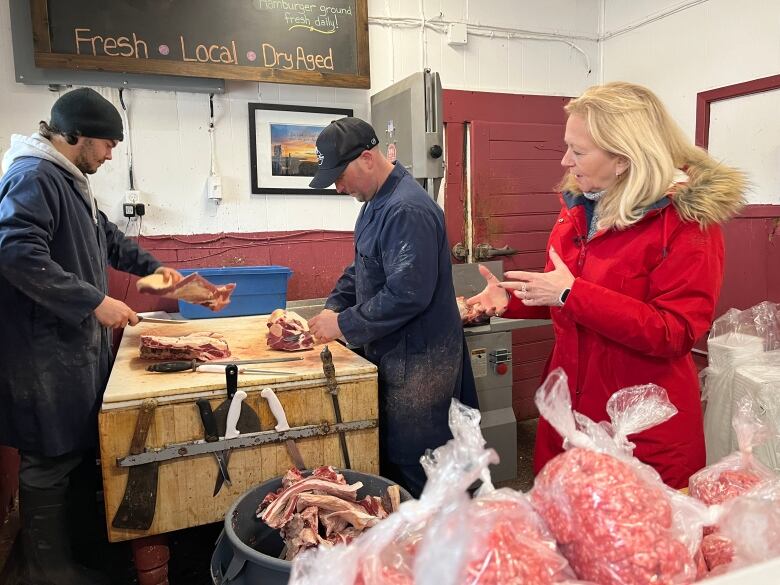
top-left (270, 123), bottom-right (324, 177)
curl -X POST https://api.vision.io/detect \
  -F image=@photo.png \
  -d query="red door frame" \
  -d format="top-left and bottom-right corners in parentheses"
top-left (694, 74), bottom-right (780, 315)
top-left (695, 73), bottom-right (780, 219)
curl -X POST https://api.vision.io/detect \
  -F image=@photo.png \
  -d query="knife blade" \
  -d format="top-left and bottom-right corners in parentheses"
top-left (136, 315), bottom-right (190, 324)
top-left (213, 389), bottom-right (247, 496)
top-left (194, 365), bottom-right (296, 375)
top-left (260, 387), bottom-right (306, 470)
top-left (146, 356), bottom-right (304, 373)
top-left (195, 398), bottom-right (232, 492)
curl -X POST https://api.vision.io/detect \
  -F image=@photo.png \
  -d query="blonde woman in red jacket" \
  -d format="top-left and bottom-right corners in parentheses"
top-left (468, 82), bottom-right (747, 488)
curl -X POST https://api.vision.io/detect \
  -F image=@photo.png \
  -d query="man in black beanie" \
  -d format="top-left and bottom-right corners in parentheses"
top-left (0, 87), bottom-right (181, 584)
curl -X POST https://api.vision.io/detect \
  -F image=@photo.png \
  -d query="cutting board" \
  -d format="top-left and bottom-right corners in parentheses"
top-left (103, 314), bottom-right (377, 406)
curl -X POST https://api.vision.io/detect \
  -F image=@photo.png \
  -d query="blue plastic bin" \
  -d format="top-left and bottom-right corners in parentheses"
top-left (177, 266), bottom-right (292, 319)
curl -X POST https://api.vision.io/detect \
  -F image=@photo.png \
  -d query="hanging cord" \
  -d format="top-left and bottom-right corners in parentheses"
top-left (208, 93), bottom-right (216, 176)
top-left (119, 88), bottom-right (135, 190)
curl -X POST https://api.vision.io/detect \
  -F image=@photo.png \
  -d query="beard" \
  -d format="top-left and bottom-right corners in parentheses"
top-left (73, 152), bottom-right (97, 174)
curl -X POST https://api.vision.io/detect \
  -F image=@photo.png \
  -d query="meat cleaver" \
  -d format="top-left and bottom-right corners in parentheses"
top-left (112, 398), bottom-right (159, 531)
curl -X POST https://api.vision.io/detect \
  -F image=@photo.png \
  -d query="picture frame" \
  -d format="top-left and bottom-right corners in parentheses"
top-left (249, 103), bottom-right (353, 195)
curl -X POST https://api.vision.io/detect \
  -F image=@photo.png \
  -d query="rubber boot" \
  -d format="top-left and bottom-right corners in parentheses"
top-left (18, 485), bottom-right (111, 585)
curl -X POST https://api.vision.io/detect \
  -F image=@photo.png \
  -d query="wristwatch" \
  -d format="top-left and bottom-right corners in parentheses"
top-left (558, 287), bottom-right (571, 306)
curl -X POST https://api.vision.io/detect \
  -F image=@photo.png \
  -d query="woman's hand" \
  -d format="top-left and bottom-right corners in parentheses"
top-left (154, 266), bottom-right (183, 285)
top-left (501, 248), bottom-right (575, 306)
top-left (466, 264), bottom-right (510, 316)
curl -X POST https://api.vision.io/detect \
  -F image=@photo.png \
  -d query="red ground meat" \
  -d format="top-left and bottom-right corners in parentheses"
top-left (689, 469), bottom-right (762, 506)
top-left (532, 448), bottom-right (696, 585)
top-left (700, 533), bottom-right (735, 572)
top-left (462, 499), bottom-right (574, 584)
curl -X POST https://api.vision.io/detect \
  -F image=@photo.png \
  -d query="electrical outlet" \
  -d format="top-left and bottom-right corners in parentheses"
top-left (125, 189), bottom-right (140, 204)
top-left (207, 175), bottom-right (222, 202)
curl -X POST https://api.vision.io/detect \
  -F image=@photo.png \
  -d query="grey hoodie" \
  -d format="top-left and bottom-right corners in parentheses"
top-left (2, 132), bottom-right (98, 224)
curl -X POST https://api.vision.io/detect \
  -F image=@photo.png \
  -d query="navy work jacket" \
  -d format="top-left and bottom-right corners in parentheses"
top-left (326, 163), bottom-right (478, 464)
top-left (0, 156), bottom-right (160, 456)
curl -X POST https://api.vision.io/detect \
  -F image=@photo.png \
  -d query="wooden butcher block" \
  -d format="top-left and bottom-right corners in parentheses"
top-left (99, 314), bottom-right (379, 542)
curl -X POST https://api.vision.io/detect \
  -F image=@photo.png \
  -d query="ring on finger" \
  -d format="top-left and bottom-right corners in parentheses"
top-left (520, 282), bottom-right (527, 293)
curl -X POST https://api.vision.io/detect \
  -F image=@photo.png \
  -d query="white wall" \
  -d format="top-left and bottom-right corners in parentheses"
top-left (368, 0), bottom-right (599, 96)
top-left (0, 0), bottom-right (600, 236)
top-left (602, 0), bottom-right (780, 204)
top-left (2, 0), bottom-right (775, 234)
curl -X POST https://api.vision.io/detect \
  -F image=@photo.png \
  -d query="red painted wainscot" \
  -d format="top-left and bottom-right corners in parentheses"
top-left (109, 230), bottom-right (355, 313)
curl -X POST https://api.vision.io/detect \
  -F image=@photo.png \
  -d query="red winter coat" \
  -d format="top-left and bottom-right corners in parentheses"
top-left (505, 167), bottom-right (745, 488)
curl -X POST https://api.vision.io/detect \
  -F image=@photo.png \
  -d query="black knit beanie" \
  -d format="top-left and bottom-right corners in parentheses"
top-left (50, 88), bottom-right (124, 141)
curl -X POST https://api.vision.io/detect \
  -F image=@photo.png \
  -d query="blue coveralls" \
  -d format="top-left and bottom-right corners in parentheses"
top-left (325, 163), bottom-right (477, 494)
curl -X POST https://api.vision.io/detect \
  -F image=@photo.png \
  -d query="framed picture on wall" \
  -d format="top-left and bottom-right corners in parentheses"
top-left (249, 103), bottom-right (353, 195)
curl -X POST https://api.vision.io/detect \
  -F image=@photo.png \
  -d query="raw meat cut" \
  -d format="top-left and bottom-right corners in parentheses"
top-left (139, 332), bottom-right (230, 361)
top-left (456, 296), bottom-right (489, 326)
top-left (136, 272), bottom-right (236, 312)
top-left (532, 448), bottom-right (696, 585)
top-left (257, 467), bottom-right (393, 561)
top-left (266, 309), bottom-right (315, 351)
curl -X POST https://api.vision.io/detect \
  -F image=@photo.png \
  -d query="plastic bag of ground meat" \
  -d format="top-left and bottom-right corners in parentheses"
top-left (530, 368), bottom-right (708, 585)
top-left (689, 397), bottom-right (775, 508)
top-left (289, 399), bottom-right (500, 585)
top-left (413, 482), bottom-right (577, 584)
top-left (704, 480), bottom-right (780, 575)
top-left (689, 395), bottom-right (776, 574)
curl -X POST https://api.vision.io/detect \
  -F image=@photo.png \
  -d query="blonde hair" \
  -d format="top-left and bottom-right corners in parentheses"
top-left (561, 81), bottom-right (715, 230)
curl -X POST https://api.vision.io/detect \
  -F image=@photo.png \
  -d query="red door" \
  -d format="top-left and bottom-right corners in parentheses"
top-left (444, 91), bottom-right (569, 420)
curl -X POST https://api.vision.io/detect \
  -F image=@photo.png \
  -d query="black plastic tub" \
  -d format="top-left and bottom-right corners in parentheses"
top-left (210, 470), bottom-right (411, 585)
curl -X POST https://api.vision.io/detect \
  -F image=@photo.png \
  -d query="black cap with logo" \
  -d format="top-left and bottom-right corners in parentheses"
top-left (50, 88), bottom-right (124, 141)
top-left (309, 117), bottom-right (378, 189)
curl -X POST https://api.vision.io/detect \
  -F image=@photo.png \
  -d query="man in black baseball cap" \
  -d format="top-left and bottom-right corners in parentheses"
top-left (309, 117), bottom-right (379, 190)
top-left (309, 117), bottom-right (478, 498)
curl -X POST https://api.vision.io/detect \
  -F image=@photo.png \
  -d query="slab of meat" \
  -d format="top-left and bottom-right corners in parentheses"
top-left (257, 466), bottom-right (393, 561)
top-left (137, 272), bottom-right (236, 312)
top-left (532, 448), bottom-right (697, 585)
top-left (456, 296), bottom-right (489, 326)
top-left (139, 332), bottom-right (230, 361)
top-left (266, 309), bottom-right (315, 351)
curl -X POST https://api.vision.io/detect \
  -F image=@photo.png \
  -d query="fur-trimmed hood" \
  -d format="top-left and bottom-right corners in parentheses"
top-left (670, 158), bottom-right (747, 226)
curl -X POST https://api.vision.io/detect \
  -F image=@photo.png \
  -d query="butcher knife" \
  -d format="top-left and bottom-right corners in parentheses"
top-left (196, 398), bottom-right (232, 491)
top-left (213, 389), bottom-right (248, 496)
top-left (146, 356), bottom-right (304, 373)
top-left (185, 364), bottom-right (296, 375)
top-left (321, 345), bottom-right (351, 469)
top-left (112, 398), bottom-right (159, 531)
top-left (136, 315), bottom-right (190, 324)
top-left (260, 387), bottom-right (306, 470)
top-left (213, 365), bottom-right (262, 442)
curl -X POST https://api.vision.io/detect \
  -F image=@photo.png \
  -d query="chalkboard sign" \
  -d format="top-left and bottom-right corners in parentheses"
top-left (30, 0), bottom-right (370, 89)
